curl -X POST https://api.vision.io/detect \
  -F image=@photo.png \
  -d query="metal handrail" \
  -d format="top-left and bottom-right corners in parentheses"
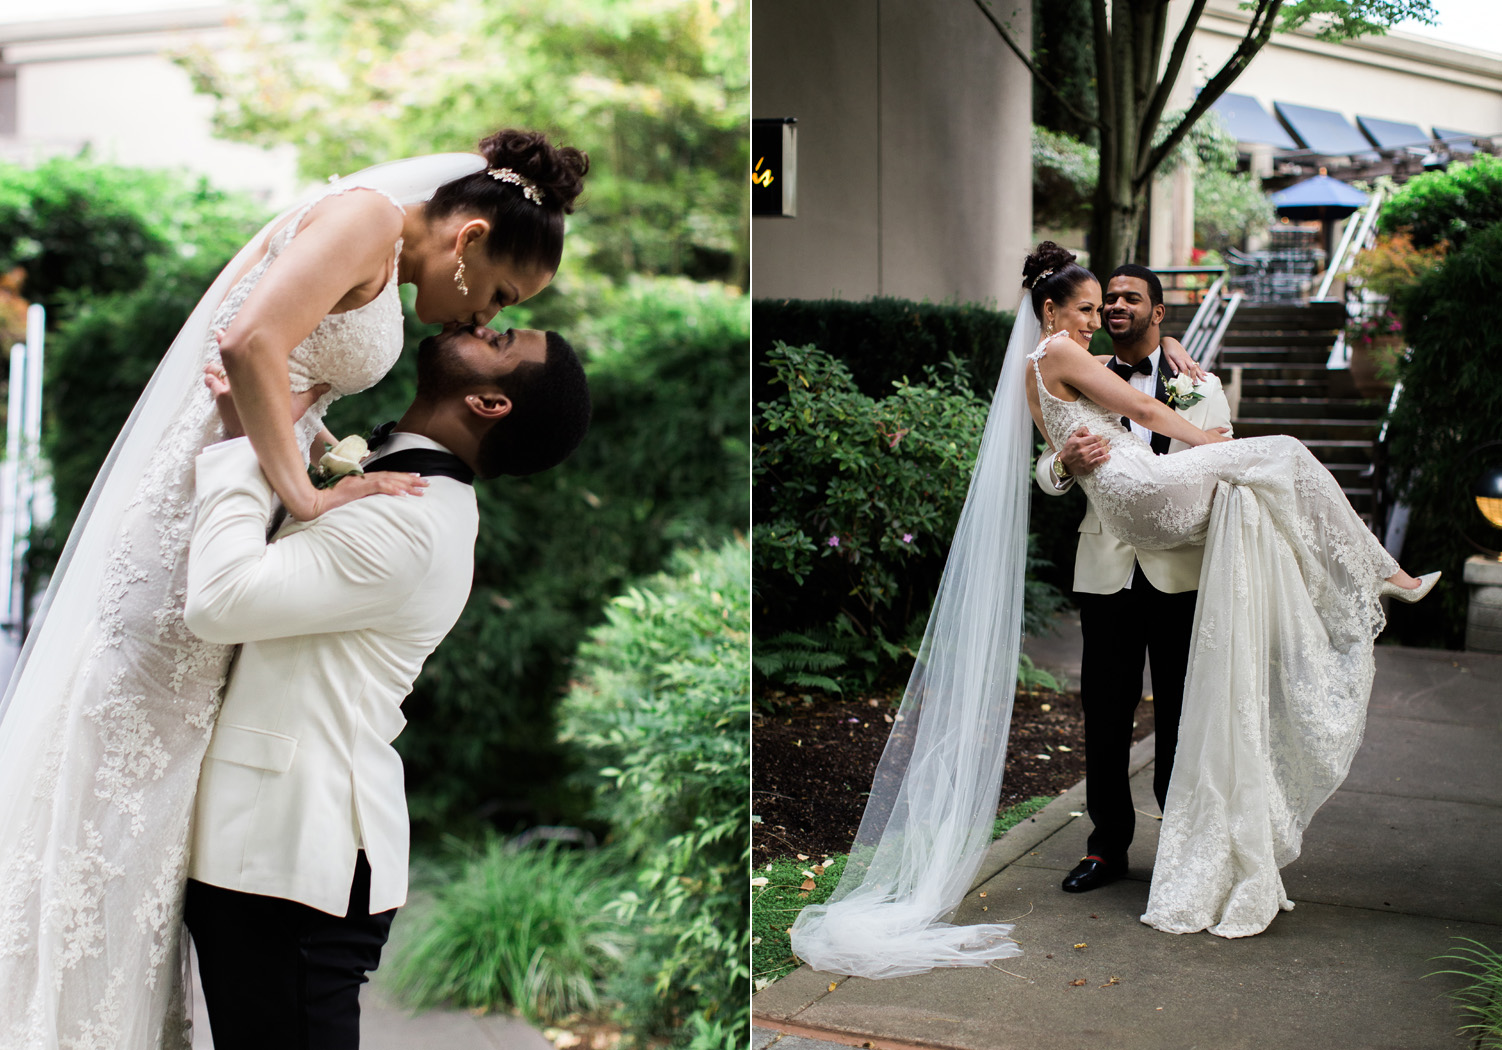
top-left (1180, 272), bottom-right (1227, 353)
top-left (1315, 183), bottom-right (1388, 301)
top-left (1198, 292), bottom-right (1243, 374)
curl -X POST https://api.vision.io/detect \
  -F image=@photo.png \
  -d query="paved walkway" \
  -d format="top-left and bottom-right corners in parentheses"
top-left (754, 623), bottom-right (1502, 1050)
top-left (187, 911), bottom-right (553, 1050)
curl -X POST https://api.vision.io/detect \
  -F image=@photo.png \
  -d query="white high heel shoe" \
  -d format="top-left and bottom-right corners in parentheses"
top-left (1379, 570), bottom-right (1441, 604)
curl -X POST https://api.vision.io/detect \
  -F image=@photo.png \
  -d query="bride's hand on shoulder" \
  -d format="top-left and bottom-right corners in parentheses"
top-left (1162, 337), bottom-right (1208, 382)
top-left (299, 471), bottom-right (429, 520)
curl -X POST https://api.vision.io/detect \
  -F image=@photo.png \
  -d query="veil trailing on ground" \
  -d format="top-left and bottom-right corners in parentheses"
top-left (0, 152), bottom-right (484, 741)
top-left (789, 299), bottom-right (1041, 980)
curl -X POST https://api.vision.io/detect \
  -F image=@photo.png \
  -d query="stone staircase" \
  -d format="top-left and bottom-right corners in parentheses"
top-left (1166, 300), bottom-right (1383, 519)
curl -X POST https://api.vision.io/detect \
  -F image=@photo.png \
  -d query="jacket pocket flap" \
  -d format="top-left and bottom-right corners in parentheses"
top-left (207, 723), bottom-right (297, 773)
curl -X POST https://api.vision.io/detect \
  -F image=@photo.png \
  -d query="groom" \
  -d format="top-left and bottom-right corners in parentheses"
top-left (181, 324), bottom-right (589, 1050)
top-left (1035, 264), bottom-right (1232, 893)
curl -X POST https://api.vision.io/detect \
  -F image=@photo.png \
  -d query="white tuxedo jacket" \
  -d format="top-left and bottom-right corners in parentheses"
top-left (1035, 370), bottom-right (1233, 596)
top-left (184, 436), bottom-right (477, 915)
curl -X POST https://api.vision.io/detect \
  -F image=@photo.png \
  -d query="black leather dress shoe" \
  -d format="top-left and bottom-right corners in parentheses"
top-left (1061, 856), bottom-right (1125, 893)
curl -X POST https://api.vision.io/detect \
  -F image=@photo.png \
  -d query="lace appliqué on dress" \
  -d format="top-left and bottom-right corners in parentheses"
top-left (1031, 337), bottom-right (1399, 938)
top-left (0, 185), bottom-right (409, 1049)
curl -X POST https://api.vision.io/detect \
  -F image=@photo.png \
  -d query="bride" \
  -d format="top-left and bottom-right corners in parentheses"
top-left (0, 128), bottom-right (587, 1047)
top-left (789, 242), bottom-right (1434, 979)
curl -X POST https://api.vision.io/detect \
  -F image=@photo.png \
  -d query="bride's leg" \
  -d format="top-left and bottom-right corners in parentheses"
top-left (1386, 570), bottom-right (1420, 589)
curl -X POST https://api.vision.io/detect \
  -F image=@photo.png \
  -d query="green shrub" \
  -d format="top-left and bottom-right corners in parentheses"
top-left (559, 539), bottom-right (750, 1046)
top-left (751, 297), bottom-right (1015, 401)
top-left (0, 155), bottom-right (265, 320)
top-left (1382, 222), bottom-right (1502, 647)
top-left (751, 299), bottom-right (1087, 594)
top-left (391, 839), bottom-right (633, 1023)
top-left (754, 342), bottom-right (988, 643)
top-left (321, 278), bottom-right (750, 835)
top-left (1378, 154), bottom-right (1502, 249)
top-left (754, 342), bottom-right (1067, 667)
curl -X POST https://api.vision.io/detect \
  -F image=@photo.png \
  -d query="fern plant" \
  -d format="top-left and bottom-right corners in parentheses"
top-left (751, 631), bottom-right (847, 694)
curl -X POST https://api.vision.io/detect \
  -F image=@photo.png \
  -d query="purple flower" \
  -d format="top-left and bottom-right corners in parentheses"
top-left (902, 533), bottom-right (913, 544)
top-left (827, 535), bottom-right (840, 547)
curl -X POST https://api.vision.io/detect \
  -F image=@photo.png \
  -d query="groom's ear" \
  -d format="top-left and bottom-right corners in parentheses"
top-left (1151, 301), bottom-right (1166, 326)
top-left (464, 391), bottom-right (513, 421)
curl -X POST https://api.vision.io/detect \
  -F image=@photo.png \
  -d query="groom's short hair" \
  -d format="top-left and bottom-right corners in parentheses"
top-left (478, 331), bottom-right (590, 478)
top-left (1110, 264), bottom-right (1164, 308)
top-left (415, 329), bottom-right (591, 479)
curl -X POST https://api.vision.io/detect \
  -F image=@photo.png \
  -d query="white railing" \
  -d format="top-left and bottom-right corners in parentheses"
top-left (1316, 183), bottom-right (1388, 303)
top-left (1, 303), bottom-right (49, 639)
top-left (1181, 272), bottom-right (1244, 373)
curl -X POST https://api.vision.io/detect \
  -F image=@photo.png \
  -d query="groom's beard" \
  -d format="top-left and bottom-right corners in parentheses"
top-left (1107, 311), bottom-right (1154, 348)
top-left (416, 331), bottom-right (490, 399)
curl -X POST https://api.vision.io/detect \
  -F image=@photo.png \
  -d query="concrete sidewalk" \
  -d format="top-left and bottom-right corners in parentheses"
top-left (754, 632), bottom-right (1502, 1050)
top-left (187, 918), bottom-right (553, 1050)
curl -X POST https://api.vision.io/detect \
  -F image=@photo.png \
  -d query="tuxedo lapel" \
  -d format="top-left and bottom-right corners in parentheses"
top-left (365, 449), bottom-right (475, 485)
top-left (1150, 354), bottom-right (1174, 456)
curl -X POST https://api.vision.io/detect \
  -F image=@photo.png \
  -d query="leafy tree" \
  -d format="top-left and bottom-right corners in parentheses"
top-left (973, 0), bottom-right (1437, 275)
top-left (1032, 0), bottom-right (1099, 146)
top-left (176, 0), bottom-right (748, 285)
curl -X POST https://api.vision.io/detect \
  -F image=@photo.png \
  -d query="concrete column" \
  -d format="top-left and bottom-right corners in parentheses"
top-left (752, 1), bottom-right (1032, 303)
top-left (1463, 555), bottom-right (1502, 653)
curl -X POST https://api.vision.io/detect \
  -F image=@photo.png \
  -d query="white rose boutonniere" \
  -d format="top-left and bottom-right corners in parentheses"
top-left (1166, 373), bottom-right (1206, 411)
top-left (308, 434), bottom-right (369, 489)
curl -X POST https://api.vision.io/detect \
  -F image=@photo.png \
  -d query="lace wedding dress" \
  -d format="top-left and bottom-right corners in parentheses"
top-left (1028, 335), bottom-right (1398, 938)
top-left (0, 186), bottom-right (408, 1049)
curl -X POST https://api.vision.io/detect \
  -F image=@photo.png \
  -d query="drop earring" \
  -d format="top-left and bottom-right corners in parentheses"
top-left (453, 258), bottom-right (469, 296)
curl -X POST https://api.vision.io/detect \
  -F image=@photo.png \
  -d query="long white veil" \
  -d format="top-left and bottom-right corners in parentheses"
top-left (0, 153), bottom-right (484, 737)
top-left (788, 299), bottom-right (1041, 980)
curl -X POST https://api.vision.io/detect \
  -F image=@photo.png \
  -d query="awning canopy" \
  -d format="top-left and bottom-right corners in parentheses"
top-left (1356, 116), bottom-right (1431, 152)
top-left (1209, 92), bottom-right (1298, 149)
top-left (1435, 127), bottom-right (1479, 154)
top-left (1274, 101), bottom-right (1376, 157)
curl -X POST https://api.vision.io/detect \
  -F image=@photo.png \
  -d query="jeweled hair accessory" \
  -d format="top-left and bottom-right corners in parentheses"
top-left (1034, 266), bottom-right (1056, 284)
top-left (487, 167), bottom-right (544, 205)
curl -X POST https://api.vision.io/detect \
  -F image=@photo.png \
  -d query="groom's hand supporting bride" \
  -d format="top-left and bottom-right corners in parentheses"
top-left (1037, 265), bottom-right (1234, 896)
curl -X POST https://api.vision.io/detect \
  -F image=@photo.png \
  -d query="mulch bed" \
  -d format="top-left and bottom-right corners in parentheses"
top-left (752, 685), bottom-right (1157, 867)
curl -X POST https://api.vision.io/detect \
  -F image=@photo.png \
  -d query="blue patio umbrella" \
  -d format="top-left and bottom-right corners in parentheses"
top-left (1269, 174), bottom-right (1369, 221)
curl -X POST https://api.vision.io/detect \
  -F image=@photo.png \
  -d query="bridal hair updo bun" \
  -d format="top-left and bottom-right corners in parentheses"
top-left (1022, 241), bottom-right (1094, 323)
top-left (428, 128), bottom-right (590, 274)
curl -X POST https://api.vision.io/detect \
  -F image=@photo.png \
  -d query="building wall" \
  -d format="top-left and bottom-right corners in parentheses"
top-left (1146, 0), bottom-right (1502, 268)
top-left (752, 0), bottom-right (1033, 305)
top-left (1174, 0), bottom-right (1502, 138)
top-left (0, 7), bottom-right (300, 205)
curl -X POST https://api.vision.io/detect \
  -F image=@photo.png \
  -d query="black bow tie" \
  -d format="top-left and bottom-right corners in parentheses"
top-left (1109, 358), bottom-right (1154, 381)
top-left (364, 447), bottom-right (475, 485)
top-left (367, 420), bottom-right (399, 451)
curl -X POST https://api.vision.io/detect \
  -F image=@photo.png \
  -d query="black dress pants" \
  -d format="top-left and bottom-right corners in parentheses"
top-left (1076, 573), bottom-right (1197, 864)
top-left (185, 852), bottom-right (396, 1050)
